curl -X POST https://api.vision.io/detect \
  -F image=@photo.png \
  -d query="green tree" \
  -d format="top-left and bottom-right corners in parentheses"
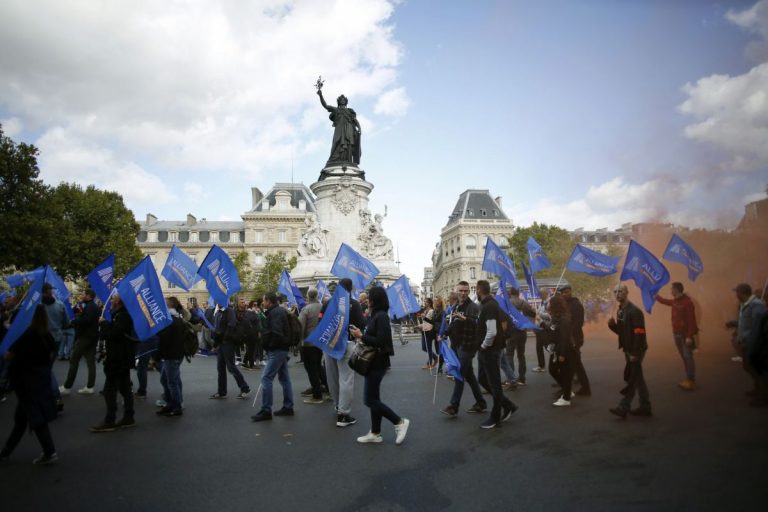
top-left (48, 183), bottom-right (143, 279)
top-left (507, 222), bottom-right (620, 300)
top-left (232, 251), bottom-right (255, 296)
top-left (0, 124), bottom-right (55, 271)
top-left (252, 253), bottom-right (297, 300)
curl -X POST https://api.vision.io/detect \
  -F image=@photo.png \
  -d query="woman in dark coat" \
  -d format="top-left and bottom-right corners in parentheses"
top-left (349, 287), bottom-right (410, 445)
top-left (549, 295), bottom-right (576, 407)
top-left (0, 304), bottom-right (58, 464)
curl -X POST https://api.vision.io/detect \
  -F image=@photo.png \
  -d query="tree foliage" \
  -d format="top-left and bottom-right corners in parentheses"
top-left (0, 125), bottom-right (55, 271)
top-left (507, 222), bottom-right (621, 300)
top-left (0, 124), bottom-right (142, 280)
top-left (251, 253), bottom-right (297, 300)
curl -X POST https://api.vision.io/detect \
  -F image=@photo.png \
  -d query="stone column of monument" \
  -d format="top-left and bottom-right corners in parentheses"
top-left (290, 79), bottom-right (400, 288)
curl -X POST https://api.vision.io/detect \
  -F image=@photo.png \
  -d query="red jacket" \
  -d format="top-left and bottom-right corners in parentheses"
top-left (655, 294), bottom-right (698, 337)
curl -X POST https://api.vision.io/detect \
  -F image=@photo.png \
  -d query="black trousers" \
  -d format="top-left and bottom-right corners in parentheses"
top-left (301, 346), bottom-right (327, 399)
top-left (103, 369), bottom-right (134, 423)
top-left (534, 330), bottom-right (547, 368)
top-left (573, 346), bottom-right (592, 393)
top-left (551, 355), bottom-right (575, 399)
top-left (2, 401), bottom-right (56, 457)
top-left (478, 349), bottom-right (514, 422)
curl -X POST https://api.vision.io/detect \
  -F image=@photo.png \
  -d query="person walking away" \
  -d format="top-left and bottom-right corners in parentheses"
top-left (298, 289), bottom-right (327, 404)
top-left (60, 289), bottom-right (100, 396)
top-left (0, 305), bottom-right (58, 464)
top-left (349, 287), bottom-right (410, 444)
top-left (209, 303), bottom-right (250, 399)
top-left (549, 295), bottom-right (576, 407)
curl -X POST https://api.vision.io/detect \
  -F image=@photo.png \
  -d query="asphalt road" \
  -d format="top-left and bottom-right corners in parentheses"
top-left (1, 328), bottom-right (766, 511)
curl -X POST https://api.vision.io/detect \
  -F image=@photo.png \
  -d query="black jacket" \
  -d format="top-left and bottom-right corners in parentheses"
top-left (157, 315), bottom-right (186, 360)
top-left (262, 304), bottom-right (289, 351)
top-left (321, 297), bottom-right (365, 340)
top-left (361, 309), bottom-right (394, 371)
top-left (72, 299), bottom-right (100, 339)
top-left (608, 301), bottom-right (647, 356)
top-left (447, 299), bottom-right (480, 351)
top-left (102, 305), bottom-right (136, 374)
top-left (552, 317), bottom-right (576, 358)
top-left (477, 296), bottom-right (506, 350)
top-left (213, 307), bottom-right (238, 345)
top-left (566, 296), bottom-right (586, 347)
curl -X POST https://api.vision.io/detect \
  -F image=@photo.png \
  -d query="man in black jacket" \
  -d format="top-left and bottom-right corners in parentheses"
top-left (608, 284), bottom-right (651, 418)
top-left (441, 281), bottom-right (485, 417)
top-left (156, 303), bottom-right (186, 417)
top-left (210, 303), bottom-right (250, 399)
top-left (60, 289), bottom-right (100, 395)
top-left (560, 285), bottom-right (592, 396)
top-left (251, 291), bottom-right (295, 422)
top-left (91, 292), bottom-right (137, 432)
top-left (476, 280), bottom-right (517, 429)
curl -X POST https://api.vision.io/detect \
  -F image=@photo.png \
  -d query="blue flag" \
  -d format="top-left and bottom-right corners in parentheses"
top-left (116, 256), bottom-right (172, 341)
top-left (438, 304), bottom-right (453, 338)
top-left (566, 244), bottom-right (620, 276)
top-left (482, 238), bottom-right (519, 289)
top-left (527, 237), bottom-right (552, 273)
top-left (330, 243), bottom-right (380, 291)
top-left (162, 245), bottom-right (201, 291)
top-left (87, 254), bottom-right (115, 303)
top-left (438, 341), bottom-right (463, 381)
top-left (496, 280), bottom-right (538, 330)
top-left (386, 275), bottom-right (421, 319)
top-left (43, 266), bottom-right (74, 321)
top-left (620, 240), bottom-right (670, 313)
top-left (278, 270), bottom-right (306, 310)
top-left (305, 285), bottom-right (350, 360)
top-left (316, 279), bottom-right (331, 301)
top-left (522, 262), bottom-right (540, 300)
top-left (6, 266), bottom-right (45, 288)
top-left (663, 234), bottom-right (703, 282)
top-left (197, 245), bottom-right (241, 307)
top-left (0, 276), bottom-right (44, 356)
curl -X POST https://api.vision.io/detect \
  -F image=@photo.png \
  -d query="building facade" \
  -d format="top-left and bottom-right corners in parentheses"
top-left (430, 190), bottom-right (514, 299)
top-left (137, 183), bottom-right (316, 303)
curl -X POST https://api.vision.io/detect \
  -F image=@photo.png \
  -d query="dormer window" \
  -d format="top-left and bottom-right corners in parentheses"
top-left (480, 209), bottom-right (488, 217)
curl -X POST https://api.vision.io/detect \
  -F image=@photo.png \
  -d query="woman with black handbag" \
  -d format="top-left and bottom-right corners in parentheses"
top-left (349, 287), bottom-right (410, 445)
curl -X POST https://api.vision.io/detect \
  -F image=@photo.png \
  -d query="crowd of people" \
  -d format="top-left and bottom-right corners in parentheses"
top-left (1, 275), bottom-right (767, 465)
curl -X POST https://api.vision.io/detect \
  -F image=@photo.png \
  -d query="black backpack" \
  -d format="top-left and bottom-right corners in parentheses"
top-left (285, 312), bottom-right (303, 348)
top-left (180, 318), bottom-right (199, 362)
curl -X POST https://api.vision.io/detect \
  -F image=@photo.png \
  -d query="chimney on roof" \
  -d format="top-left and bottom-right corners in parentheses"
top-left (252, 187), bottom-right (263, 210)
top-left (495, 196), bottom-right (502, 209)
top-left (186, 214), bottom-right (197, 226)
top-left (146, 213), bottom-right (158, 226)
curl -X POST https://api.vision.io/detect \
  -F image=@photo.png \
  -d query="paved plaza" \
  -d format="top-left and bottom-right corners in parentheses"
top-left (1, 328), bottom-right (766, 511)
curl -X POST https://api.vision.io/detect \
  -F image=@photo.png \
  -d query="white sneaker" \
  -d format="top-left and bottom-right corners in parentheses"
top-left (394, 418), bottom-right (410, 445)
top-left (571, 391), bottom-right (576, 398)
top-left (532, 367), bottom-right (546, 373)
top-left (59, 386), bottom-right (71, 396)
top-left (77, 387), bottom-right (95, 395)
top-left (553, 397), bottom-right (571, 407)
top-left (155, 399), bottom-right (167, 407)
top-left (356, 432), bottom-right (383, 444)
top-left (731, 356), bottom-right (743, 362)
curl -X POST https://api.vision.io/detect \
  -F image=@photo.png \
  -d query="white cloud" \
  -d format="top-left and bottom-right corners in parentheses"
top-left (727, 0), bottom-right (768, 61)
top-left (0, 117), bottom-right (22, 138)
top-left (36, 127), bottom-right (177, 206)
top-left (374, 87), bottom-right (411, 116)
top-left (0, 0), bottom-right (405, 185)
top-left (679, 1), bottom-right (768, 171)
top-left (183, 182), bottom-right (208, 204)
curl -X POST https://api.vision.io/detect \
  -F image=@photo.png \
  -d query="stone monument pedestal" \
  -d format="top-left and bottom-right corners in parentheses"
top-left (291, 164), bottom-right (400, 289)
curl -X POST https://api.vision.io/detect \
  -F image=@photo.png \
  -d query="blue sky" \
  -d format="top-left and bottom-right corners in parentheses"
top-left (2, 0), bottom-right (767, 284)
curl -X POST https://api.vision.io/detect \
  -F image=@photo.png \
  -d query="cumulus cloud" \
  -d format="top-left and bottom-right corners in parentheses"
top-left (727, 0), bottom-right (768, 61)
top-left (679, 0), bottom-right (768, 171)
top-left (374, 87), bottom-right (411, 116)
top-left (0, 0), bottom-right (405, 194)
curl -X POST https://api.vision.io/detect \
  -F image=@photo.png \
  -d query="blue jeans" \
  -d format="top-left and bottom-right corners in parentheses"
top-left (260, 350), bottom-right (293, 412)
top-left (500, 348), bottom-right (518, 382)
top-left (217, 343), bottom-right (249, 395)
top-left (58, 329), bottom-right (75, 359)
top-left (160, 359), bottom-right (183, 411)
top-left (135, 338), bottom-right (158, 395)
top-left (364, 368), bottom-right (401, 434)
top-left (674, 334), bottom-right (696, 381)
top-left (450, 348), bottom-right (486, 409)
top-left (478, 348), bottom-right (514, 422)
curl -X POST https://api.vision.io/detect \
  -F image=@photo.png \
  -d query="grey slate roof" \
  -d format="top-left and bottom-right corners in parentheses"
top-left (447, 189), bottom-right (508, 224)
top-left (248, 182), bottom-right (317, 213)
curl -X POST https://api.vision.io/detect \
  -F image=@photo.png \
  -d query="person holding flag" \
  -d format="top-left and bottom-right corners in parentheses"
top-left (90, 291), bottom-right (138, 432)
top-left (441, 281), bottom-right (485, 417)
top-left (298, 288), bottom-right (327, 404)
top-left (655, 282), bottom-right (699, 391)
top-left (349, 286), bottom-right (410, 445)
top-left (608, 284), bottom-right (652, 419)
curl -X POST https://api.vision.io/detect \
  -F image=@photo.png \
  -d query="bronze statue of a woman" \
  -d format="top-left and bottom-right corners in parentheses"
top-left (316, 77), bottom-right (361, 168)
